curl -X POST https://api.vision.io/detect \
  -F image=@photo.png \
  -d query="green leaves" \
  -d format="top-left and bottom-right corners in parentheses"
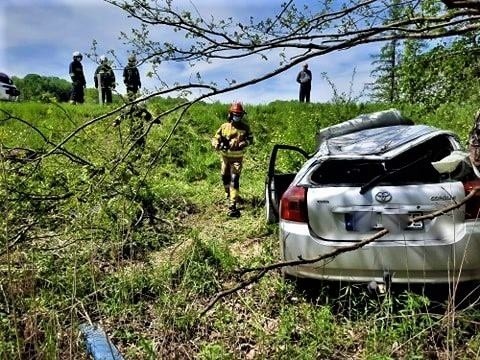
top-left (13, 74), bottom-right (72, 102)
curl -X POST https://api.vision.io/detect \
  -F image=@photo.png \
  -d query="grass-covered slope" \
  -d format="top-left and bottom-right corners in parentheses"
top-left (1, 99), bottom-right (480, 359)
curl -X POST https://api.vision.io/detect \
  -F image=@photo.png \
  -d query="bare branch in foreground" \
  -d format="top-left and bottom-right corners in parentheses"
top-left (200, 228), bottom-right (388, 316)
top-left (0, 109), bottom-right (94, 167)
top-left (105, 0), bottom-right (480, 94)
top-left (201, 188), bottom-right (479, 316)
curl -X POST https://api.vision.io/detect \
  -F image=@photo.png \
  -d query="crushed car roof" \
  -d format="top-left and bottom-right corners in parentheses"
top-left (320, 124), bottom-right (454, 156)
top-left (0, 72), bottom-right (11, 81)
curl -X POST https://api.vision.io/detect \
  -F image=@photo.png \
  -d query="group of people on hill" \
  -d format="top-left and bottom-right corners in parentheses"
top-left (68, 51), bottom-right (141, 104)
top-left (70, 53), bottom-right (312, 105)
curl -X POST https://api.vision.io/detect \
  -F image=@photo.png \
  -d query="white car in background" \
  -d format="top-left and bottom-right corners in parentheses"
top-left (0, 72), bottom-right (20, 101)
top-left (265, 109), bottom-right (480, 286)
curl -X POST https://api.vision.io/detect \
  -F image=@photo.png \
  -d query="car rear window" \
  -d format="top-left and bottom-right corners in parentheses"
top-left (0, 73), bottom-right (12, 84)
top-left (310, 134), bottom-right (456, 186)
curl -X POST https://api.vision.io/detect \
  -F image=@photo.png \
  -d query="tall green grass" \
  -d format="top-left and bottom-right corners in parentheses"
top-left (1, 99), bottom-right (480, 358)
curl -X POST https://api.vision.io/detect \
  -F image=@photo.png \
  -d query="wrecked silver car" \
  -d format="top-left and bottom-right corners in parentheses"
top-left (0, 72), bottom-right (20, 101)
top-left (265, 109), bottom-right (480, 284)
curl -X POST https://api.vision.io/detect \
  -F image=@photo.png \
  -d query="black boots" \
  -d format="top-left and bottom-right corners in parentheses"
top-left (228, 202), bottom-right (240, 218)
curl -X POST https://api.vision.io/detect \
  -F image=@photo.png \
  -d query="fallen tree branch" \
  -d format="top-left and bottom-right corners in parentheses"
top-left (201, 188), bottom-right (478, 316)
top-left (200, 229), bottom-right (388, 316)
top-left (239, 229), bottom-right (389, 276)
top-left (200, 269), bottom-right (269, 317)
top-left (0, 221), bottom-right (37, 257)
top-left (8, 189), bottom-right (74, 202)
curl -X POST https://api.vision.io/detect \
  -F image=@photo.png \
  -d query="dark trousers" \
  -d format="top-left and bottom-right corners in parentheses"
top-left (100, 87), bottom-right (113, 104)
top-left (126, 86), bottom-right (139, 101)
top-left (71, 84), bottom-right (84, 103)
top-left (299, 85), bottom-right (311, 103)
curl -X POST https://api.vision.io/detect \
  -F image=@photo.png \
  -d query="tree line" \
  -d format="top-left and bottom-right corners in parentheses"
top-left (369, 0), bottom-right (480, 108)
top-left (11, 74), bottom-right (120, 103)
top-left (12, 74), bottom-right (72, 102)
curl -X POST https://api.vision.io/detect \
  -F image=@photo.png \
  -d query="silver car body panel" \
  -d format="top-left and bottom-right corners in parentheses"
top-left (314, 125), bottom-right (458, 159)
top-left (306, 183), bottom-right (464, 242)
top-left (278, 121), bottom-right (480, 283)
top-left (281, 220), bottom-right (480, 283)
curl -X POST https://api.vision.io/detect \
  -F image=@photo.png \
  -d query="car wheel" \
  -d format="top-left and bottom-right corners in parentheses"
top-left (265, 184), bottom-right (277, 224)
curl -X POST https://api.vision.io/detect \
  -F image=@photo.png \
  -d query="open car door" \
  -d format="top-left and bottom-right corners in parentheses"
top-left (265, 144), bottom-right (310, 223)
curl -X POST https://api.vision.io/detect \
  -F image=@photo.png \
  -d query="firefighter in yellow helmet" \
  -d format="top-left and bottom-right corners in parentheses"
top-left (212, 102), bottom-right (254, 217)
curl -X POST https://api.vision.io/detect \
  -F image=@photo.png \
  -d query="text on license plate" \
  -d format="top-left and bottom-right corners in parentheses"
top-left (345, 212), bottom-right (424, 231)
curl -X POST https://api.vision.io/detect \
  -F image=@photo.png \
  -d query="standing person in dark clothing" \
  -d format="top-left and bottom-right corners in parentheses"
top-left (94, 55), bottom-right (116, 104)
top-left (123, 55), bottom-right (141, 101)
top-left (296, 63), bottom-right (312, 103)
top-left (69, 51), bottom-right (86, 104)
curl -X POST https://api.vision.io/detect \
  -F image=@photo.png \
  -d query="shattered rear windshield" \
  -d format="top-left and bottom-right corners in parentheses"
top-left (310, 134), bottom-right (456, 186)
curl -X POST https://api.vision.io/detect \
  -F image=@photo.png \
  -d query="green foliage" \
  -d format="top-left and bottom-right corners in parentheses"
top-left (11, 74), bottom-right (124, 104)
top-left (397, 37), bottom-right (480, 108)
top-left (369, 0), bottom-right (404, 102)
top-left (1, 99), bottom-right (480, 358)
top-left (372, 34), bottom-right (480, 109)
top-left (13, 74), bottom-right (72, 102)
top-left (368, 0), bottom-right (480, 109)
top-left (370, 39), bottom-right (400, 102)
top-left (198, 343), bottom-right (233, 360)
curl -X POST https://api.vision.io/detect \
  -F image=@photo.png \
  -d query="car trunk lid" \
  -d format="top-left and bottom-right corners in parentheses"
top-left (307, 182), bottom-right (465, 241)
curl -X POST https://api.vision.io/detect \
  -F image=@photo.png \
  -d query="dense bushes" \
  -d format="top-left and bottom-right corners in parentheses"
top-left (11, 74), bottom-right (124, 103)
top-left (12, 74), bottom-right (72, 102)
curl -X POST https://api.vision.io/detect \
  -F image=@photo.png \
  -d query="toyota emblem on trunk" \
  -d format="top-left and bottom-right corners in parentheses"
top-left (375, 191), bottom-right (392, 203)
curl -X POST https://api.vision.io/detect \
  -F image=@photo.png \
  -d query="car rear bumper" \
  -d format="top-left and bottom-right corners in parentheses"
top-left (280, 220), bottom-right (480, 283)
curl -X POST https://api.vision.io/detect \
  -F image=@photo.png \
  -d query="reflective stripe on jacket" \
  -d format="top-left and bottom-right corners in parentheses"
top-left (214, 121), bottom-right (253, 159)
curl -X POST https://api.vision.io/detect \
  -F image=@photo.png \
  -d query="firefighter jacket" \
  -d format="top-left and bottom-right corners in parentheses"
top-left (213, 121), bottom-right (253, 159)
top-left (94, 64), bottom-right (115, 89)
top-left (123, 65), bottom-right (141, 89)
top-left (69, 60), bottom-right (86, 86)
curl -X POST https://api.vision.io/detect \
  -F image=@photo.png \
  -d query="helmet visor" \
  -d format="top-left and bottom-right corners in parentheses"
top-left (232, 113), bottom-right (243, 122)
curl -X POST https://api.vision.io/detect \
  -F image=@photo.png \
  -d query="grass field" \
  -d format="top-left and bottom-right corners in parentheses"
top-left (1, 99), bottom-right (480, 359)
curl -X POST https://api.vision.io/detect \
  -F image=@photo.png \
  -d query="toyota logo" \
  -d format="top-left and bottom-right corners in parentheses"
top-left (375, 191), bottom-right (392, 203)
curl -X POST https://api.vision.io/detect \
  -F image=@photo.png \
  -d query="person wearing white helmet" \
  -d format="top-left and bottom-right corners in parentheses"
top-left (69, 51), bottom-right (86, 104)
top-left (94, 55), bottom-right (116, 104)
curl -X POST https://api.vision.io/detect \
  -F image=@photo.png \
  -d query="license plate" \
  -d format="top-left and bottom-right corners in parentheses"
top-left (407, 212), bottom-right (424, 230)
top-left (345, 212), bottom-right (424, 231)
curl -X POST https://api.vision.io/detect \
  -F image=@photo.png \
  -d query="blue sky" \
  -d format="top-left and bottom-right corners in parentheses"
top-left (0, 0), bottom-right (379, 104)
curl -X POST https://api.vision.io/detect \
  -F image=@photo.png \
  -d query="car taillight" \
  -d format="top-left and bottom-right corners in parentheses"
top-left (463, 179), bottom-right (480, 220)
top-left (280, 185), bottom-right (308, 223)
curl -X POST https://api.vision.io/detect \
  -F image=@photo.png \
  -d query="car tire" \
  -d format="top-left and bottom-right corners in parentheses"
top-left (265, 184), bottom-right (277, 224)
